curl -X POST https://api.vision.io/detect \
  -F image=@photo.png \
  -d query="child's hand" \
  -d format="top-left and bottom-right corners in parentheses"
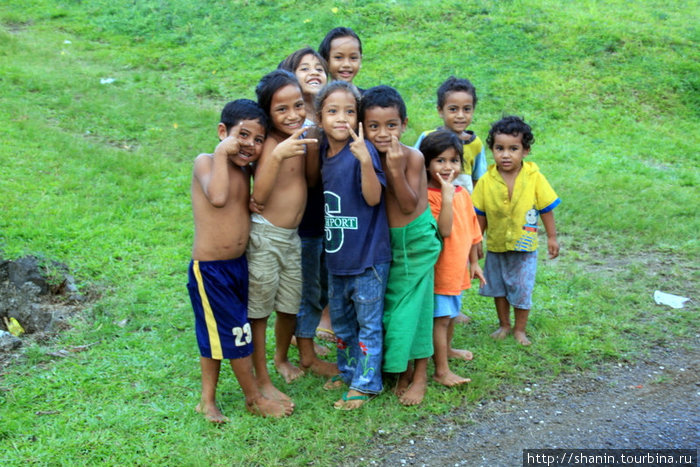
top-left (215, 122), bottom-right (242, 159)
top-left (433, 169), bottom-right (456, 199)
top-left (385, 136), bottom-right (405, 174)
top-left (547, 237), bottom-right (560, 259)
top-left (470, 261), bottom-right (487, 287)
top-left (272, 127), bottom-right (318, 160)
top-left (348, 123), bottom-right (372, 164)
top-left (249, 196), bottom-right (264, 214)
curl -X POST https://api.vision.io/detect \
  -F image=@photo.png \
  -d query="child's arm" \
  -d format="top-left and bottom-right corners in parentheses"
top-left (195, 125), bottom-right (242, 207)
top-left (469, 243), bottom-right (486, 287)
top-left (304, 126), bottom-right (322, 187)
top-left (434, 170), bottom-right (456, 237)
top-left (476, 214), bottom-right (487, 235)
top-left (540, 210), bottom-right (560, 259)
top-left (348, 123), bottom-right (382, 206)
top-left (251, 127), bottom-right (317, 206)
top-left (385, 137), bottom-right (420, 214)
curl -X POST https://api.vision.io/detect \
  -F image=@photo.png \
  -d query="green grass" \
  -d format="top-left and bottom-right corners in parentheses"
top-left (1, 0), bottom-right (698, 465)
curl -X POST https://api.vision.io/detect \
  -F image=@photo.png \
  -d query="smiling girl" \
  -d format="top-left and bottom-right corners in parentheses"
top-left (316, 81), bottom-right (391, 410)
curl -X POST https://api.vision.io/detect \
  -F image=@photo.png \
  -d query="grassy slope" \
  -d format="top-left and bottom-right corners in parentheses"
top-left (0, 0), bottom-right (698, 464)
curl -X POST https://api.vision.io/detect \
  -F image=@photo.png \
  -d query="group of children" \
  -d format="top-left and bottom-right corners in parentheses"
top-left (186, 27), bottom-right (561, 422)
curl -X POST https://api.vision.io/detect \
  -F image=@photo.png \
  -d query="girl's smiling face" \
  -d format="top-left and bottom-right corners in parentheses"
top-left (320, 89), bottom-right (357, 143)
top-left (427, 147), bottom-right (462, 188)
top-left (269, 84), bottom-right (306, 136)
top-left (327, 36), bottom-right (362, 82)
top-left (295, 54), bottom-right (327, 96)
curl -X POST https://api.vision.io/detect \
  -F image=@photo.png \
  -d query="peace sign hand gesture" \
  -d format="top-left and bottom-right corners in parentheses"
top-left (348, 123), bottom-right (371, 164)
top-left (433, 169), bottom-right (456, 200)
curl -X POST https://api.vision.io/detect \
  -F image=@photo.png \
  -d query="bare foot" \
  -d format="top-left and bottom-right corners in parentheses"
top-left (513, 330), bottom-right (532, 346)
top-left (258, 382), bottom-right (294, 407)
top-left (433, 370), bottom-right (471, 387)
top-left (491, 327), bottom-right (511, 340)
top-left (314, 341), bottom-right (330, 357)
top-left (302, 358), bottom-right (339, 378)
top-left (323, 374), bottom-right (345, 390)
top-left (449, 348), bottom-right (474, 361)
top-left (195, 402), bottom-right (230, 424)
top-left (274, 358), bottom-right (304, 383)
top-left (246, 396), bottom-right (294, 418)
top-left (455, 312), bottom-right (471, 325)
top-left (399, 380), bottom-right (427, 406)
top-left (394, 368), bottom-right (414, 397)
top-left (333, 389), bottom-right (371, 410)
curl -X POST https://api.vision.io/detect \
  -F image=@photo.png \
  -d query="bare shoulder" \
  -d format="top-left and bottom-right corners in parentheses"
top-left (192, 152), bottom-right (214, 177)
top-left (402, 144), bottom-right (425, 172)
top-left (402, 144), bottom-right (424, 162)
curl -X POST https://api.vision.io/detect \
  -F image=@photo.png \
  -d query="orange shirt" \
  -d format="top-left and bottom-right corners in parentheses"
top-left (428, 187), bottom-right (483, 295)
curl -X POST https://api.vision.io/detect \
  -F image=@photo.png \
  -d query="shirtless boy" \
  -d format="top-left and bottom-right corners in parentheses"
top-left (360, 85), bottom-right (442, 406)
top-left (248, 70), bottom-right (328, 404)
top-left (187, 99), bottom-right (293, 422)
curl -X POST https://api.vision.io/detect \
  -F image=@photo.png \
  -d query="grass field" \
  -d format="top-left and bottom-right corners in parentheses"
top-left (1, 0), bottom-right (698, 465)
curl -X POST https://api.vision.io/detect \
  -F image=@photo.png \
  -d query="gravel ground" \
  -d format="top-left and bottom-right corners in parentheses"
top-left (361, 343), bottom-right (699, 466)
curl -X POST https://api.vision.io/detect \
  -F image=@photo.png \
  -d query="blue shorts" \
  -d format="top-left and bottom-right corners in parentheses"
top-left (434, 293), bottom-right (463, 319)
top-left (187, 258), bottom-right (253, 360)
top-left (479, 251), bottom-right (537, 310)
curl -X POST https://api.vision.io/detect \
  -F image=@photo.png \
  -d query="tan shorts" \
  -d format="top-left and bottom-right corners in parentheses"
top-left (246, 221), bottom-right (302, 319)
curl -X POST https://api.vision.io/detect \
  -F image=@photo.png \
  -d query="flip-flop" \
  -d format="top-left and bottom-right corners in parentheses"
top-left (323, 374), bottom-right (344, 390)
top-left (334, 391), bottom-right (371, 410)
top-left (316, 327), bottom-right (336, 342)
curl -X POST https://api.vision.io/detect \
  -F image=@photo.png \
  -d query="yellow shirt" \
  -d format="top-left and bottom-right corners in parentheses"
top-left (472, 162), bottom-right (560, 252)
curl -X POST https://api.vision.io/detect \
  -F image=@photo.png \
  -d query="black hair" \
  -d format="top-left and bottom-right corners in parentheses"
top-left (255, 69), bottom-right (302, 123)
top-left (220, 99), bottom-right (268, 133)
top-left (420, 129), bottom-right (464, 168)
top-left (318, 27), bottom-right (363, 61)
top-left (436, 76), bottom-right (478, 109)
top-left (314, 80), bottom-right (361, 123)
top-left (359, 85), bottom-right (407, 123)
top-left (486, 115), bottom-right (535, 150)
top-left (277, 47), bottom-right (329, 76)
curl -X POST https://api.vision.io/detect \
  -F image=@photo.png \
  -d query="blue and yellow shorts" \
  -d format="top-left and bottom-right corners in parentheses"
top-left (187, 257), bottom-right (253, 360)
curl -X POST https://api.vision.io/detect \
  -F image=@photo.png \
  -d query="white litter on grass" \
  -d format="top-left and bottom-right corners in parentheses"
top-left (653, 290), bottom-right (690, 309)
top-left (64, 40), bottom-right (71, 44)
top-left (100, 78), bottom-right (116, 84)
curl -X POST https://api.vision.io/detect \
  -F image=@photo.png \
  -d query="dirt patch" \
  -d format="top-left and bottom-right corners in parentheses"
top-left (361, 343), bottom-right (699, 466)
top-left (0, 256), bottom-right (88, 369)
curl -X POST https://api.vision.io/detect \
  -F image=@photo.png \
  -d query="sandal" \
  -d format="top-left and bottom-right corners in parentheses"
top-left (316, 327), bottom-right (336, 342)
top-left (334, 391), bottom-right (371, 410)
top-left (323, 374), bottom-right (344, 391)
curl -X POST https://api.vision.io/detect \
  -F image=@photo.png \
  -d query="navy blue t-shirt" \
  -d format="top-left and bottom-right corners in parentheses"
top-left (321, 140), bottom-right (391, 275)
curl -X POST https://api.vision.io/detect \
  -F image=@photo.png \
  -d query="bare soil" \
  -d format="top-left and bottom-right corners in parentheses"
top-left (362, 343), bottom-right (699, 466)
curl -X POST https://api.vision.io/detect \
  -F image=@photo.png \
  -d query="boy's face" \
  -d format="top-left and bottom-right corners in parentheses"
top-left (438, 91), bottom-right (474, 135)
top-left (320, 90), bottom-right (357, 143)
top-left (363, 105), bottom-right (406, 154)
top-left (270, 84), bottom-right (306, 136)
top-left (217, 119), bottom-right (266, 167)
top-left (295, 54), bottom-right (327, 96)
top-left (427, 147), bottom-right (461, 188)
top-left (328, 36), bottom-right (362, 82)
top-left (491, 132), bottom-right (529, 174)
